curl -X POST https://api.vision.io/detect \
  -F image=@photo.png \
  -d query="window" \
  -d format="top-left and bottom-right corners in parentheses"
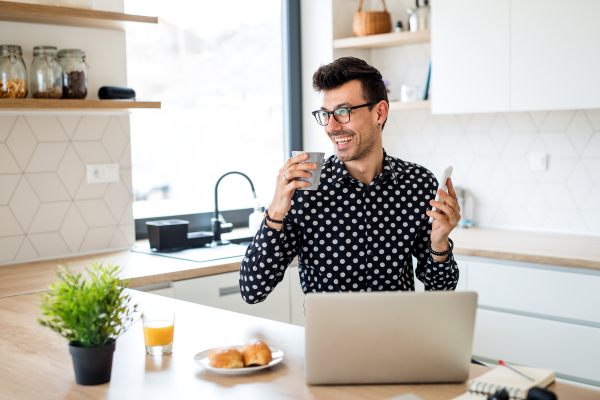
top-left (125, 0), bottom-right (284, 223)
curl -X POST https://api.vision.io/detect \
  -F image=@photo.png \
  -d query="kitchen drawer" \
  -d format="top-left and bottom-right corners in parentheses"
top-left (134, 282), bottom-right (176, 299)
top-left (174, 271), bottom-right (291, 324)
top-left (468, 261), bottom-right (600, 324)
top-left (473, 308), bottom-right (600, 384)
top-left (289, 263), bottom-right (306, 326)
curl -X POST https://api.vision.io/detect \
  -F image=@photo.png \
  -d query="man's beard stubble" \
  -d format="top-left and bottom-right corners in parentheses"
top-left (333, 127), bottom-right (377, 163)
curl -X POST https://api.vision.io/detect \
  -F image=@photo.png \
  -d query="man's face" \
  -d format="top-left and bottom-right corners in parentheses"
top-left (321, 80), bottom-right (380, 163)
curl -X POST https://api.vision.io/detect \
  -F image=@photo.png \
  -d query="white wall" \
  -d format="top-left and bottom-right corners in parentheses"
top-left (301, 0), bottom-right (335, 156)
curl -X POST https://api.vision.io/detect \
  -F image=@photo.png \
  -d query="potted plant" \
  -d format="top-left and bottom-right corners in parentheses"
top-left (38, 262), bottom-right (138, 385)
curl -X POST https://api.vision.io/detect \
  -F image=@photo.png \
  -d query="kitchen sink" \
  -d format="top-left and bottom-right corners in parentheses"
top-left (132, 242), bottom-right (250, 263)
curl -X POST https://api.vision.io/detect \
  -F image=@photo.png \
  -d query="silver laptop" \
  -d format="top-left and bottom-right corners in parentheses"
top-left (304, 291), bottom-right (478, 385)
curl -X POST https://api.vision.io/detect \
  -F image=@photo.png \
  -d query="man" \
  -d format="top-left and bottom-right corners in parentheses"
top-left (239, 57), bottom-right (460, 303)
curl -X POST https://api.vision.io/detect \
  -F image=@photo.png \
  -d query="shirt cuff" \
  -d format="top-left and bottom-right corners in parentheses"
top-left (427, 251), bottom-right (455, 266)
top-left (247, 218), bottom-right (286, 255)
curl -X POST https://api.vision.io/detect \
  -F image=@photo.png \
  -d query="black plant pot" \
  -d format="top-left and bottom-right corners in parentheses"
top-left (69, 340), bottom-right (116, 385)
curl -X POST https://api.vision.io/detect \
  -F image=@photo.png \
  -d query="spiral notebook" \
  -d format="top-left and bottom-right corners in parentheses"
top-left (452, 365), bottom-right (555, 400)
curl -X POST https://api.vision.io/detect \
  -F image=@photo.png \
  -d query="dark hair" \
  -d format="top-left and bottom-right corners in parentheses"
top-left (312, 57), bottom-right (388, 130)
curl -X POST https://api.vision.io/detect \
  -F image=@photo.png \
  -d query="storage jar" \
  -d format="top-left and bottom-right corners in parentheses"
top-left (0, 45), bottom-right (28, 98)
top-left (30, 46), bottom-right (62, 99)
top-left (58, 49), bottom-right (88, 99)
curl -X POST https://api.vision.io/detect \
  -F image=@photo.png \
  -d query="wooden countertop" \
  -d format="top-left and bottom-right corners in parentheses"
top-left (1, 227), bottom-right (598, 298)
top-left (451, 228), bottom-right (600, 271)
top-left (1, 290), bottom-right (597, 400)
top-left (0, 248), bottom-right (243, 298)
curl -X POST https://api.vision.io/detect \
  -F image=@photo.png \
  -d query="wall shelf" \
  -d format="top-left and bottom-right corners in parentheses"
top-left (0, 1), bottom-right (157, 30)
top-left (333, 30), bottom-right (430, 50)
top-left (388, 100), bottom-right (430, 111)
top-left (0, 99), bottom-right (161, 110)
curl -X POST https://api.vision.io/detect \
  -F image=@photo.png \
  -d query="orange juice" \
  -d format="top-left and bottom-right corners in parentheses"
top-left (143, 320), bottom-right (174, 347)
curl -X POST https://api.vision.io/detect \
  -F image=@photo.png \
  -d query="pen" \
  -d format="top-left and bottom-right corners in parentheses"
top-left (499, 360), bottom-right (534, 381)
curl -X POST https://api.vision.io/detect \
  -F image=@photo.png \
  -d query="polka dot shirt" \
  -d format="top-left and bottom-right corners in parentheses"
top-left (239, 150), bottom-right (459, 304)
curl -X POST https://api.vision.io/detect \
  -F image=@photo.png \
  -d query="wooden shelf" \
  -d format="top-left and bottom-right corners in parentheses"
top-left (0, 1), bottom-right (157, 30)
top-left (333, 30), bottom-right (430, 49)
top-left (0, 99), bottom-right (161, 110)
top-left (388, 100), bottom-right (430, 111)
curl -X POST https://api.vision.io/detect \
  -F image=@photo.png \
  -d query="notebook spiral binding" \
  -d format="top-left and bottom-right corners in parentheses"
top-left (468, 380), bottom-right (527, 399)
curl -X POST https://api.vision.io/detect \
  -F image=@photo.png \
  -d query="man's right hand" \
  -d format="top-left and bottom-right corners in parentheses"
top-left (266, 153), bottom-right (317, 230)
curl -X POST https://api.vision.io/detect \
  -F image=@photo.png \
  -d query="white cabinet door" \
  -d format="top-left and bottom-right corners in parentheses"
top-left (468, 261), bottom-right (600, 324)
top-left (173, 271), bottom-right (291, 324)
top-left (474, 308), bottom-right (600, 383)
top-left (431, 0), bottom-right (510, 114)
top-left (455, 258), bottom-right (468, 292)
top-left (289, 263), bottom-right (306, 326)
top-left (511, 0), bottom-right (600, 111)
top-left (134, 283), bottom-right (176, 299)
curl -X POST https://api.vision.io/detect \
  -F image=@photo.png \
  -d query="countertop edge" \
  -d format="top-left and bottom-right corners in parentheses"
top-left (125, 257), bottom-right (243, 288)
top-left (453, 247), bottom-right (600, 271)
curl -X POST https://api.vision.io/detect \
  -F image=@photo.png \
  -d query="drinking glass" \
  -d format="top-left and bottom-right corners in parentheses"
top-left (142, 309), bottom-right (175, 355)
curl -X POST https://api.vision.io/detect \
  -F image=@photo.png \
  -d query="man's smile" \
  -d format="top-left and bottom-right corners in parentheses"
top-left (333, 134), bottom-right (354, 149)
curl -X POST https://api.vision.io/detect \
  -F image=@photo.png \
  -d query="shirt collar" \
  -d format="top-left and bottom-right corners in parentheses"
top-left (331, 149), bottom-right (403, 183)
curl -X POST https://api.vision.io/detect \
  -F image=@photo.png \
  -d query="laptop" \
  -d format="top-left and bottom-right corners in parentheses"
top-left (304, 291), bottom-right (478, 385)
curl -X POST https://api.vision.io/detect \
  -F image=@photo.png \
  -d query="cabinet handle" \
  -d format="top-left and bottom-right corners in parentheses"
top-left (219, 285), bottom-right (241, 297)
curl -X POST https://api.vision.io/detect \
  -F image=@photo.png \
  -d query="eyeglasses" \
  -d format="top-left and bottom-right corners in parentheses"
top-left (312, 102), bottom-right (376, 126)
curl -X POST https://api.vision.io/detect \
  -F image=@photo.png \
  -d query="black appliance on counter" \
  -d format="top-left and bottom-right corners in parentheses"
top-left (147, 220), bottom-right (214, 252)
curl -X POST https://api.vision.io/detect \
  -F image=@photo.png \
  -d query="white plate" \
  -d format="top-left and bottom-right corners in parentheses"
top-left (194, 346), bottom-right (284, 374)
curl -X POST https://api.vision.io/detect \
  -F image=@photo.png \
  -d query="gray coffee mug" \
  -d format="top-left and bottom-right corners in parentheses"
top-left (291, 151), bottom-right (325, 190)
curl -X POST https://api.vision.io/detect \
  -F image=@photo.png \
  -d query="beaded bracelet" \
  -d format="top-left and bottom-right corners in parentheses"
top-left (428, 237), bottom-right (454, 256)
top-left (264, 209), bottom-right (284, 225)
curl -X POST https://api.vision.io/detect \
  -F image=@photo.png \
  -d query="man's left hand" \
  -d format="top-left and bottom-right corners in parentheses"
top-left (426, 178), bottom-right (461, 260)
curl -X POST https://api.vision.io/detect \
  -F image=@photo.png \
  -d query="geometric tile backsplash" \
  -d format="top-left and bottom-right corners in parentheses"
top-left (381, 109), bottom-right (600, 236)
top-left (0, 115), bottom-right (134, 265)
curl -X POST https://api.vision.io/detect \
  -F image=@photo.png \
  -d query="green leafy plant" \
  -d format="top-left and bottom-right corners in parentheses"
top-left (38, 262), bottom-right (138, 348)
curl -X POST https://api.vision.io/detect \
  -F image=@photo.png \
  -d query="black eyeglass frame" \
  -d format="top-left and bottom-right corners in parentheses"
top-left (311, 102), bottom-right (377, 126)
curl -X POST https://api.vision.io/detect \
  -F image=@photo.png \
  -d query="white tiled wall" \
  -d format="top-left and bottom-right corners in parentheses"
top-left (0, 115), bottom-right (135, 265)
top-left (332, 0), bottom-right (600, 235)
top-left (382, 109), bottom-right (600, 235)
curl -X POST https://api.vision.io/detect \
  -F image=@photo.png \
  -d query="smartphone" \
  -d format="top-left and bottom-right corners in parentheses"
top-left (428, 166), bottom-right (453, 224)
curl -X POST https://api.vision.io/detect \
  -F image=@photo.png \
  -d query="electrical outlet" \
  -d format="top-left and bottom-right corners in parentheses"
top-left (87, 164), bottom-right (120, 184)
top-left (529, 153), bottom-right (547, 171)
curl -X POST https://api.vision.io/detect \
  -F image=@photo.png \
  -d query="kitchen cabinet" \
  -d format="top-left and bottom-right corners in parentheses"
top-left (474, 308), bottom-right (600, 384)
top-left (432, 0), bottom-right (600, 114)
top-left (431, 0), bottom-right (510, 114)
top-left (136, 282), bottom-right (176, 299)
top-left (511, 0), bottom-right (600, 111)
top-left (456, 255), bottom-right (600, 384)
top-left (173, 270), bottom-right (291, 324)
top-left (289, 263), bottom-right (306, 326)
top-left (467, 261), bottom-right (600, 324)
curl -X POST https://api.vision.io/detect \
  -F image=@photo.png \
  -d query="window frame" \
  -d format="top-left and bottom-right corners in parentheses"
top-left (133, 0), bottom-right (302, 240)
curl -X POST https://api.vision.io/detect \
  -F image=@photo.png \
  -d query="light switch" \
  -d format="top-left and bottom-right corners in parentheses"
top-left (529, 153), bottom-right (547, 171)
top-left (87, 164), bottom-right (120, 184)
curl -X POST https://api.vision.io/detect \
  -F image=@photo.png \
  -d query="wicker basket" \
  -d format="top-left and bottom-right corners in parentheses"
top-left (352, 0), bottom-right (392, 37)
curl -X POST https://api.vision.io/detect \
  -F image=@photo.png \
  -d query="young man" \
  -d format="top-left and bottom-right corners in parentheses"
top-left (239, 57), bottom-right (460, 304)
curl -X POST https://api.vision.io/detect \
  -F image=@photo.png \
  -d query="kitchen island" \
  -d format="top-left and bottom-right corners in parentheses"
top-left (1, 228), bottom-right (599, 392)
top-left (1, 289), bottom-right (597, 400)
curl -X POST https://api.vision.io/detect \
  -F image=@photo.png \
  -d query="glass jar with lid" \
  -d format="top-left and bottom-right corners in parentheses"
top-left (0, 45), bottom-right (28, 99)
top-left (30, 46), bottom-right (62, 99)
top-left (58, 49), bottom-right (87, 99)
